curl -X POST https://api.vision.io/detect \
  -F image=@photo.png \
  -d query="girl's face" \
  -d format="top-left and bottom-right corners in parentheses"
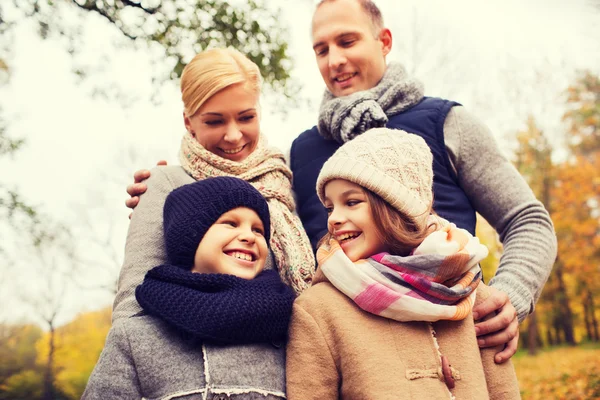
top-left (323, 179), bottom-right (388, 261)
top-left (184, 83), bottom-right (260, 162)
top-left (192, 207), bottom-right (268, 280)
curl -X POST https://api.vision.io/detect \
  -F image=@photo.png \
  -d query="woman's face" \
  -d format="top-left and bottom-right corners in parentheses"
top-left (184, 83), bottom-right (260, 162)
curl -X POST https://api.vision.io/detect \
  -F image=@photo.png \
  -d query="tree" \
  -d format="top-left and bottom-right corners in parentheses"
top-left (513, 116), bottom-right (575, 351)
top-left (2, 0), bottom-right (295, 96)
top-left (0, 58), bottom-right (45, 256)
top-left (35, 307), bottom-right (112, 399)
top-left (0, 324), bottom-right (43, 394)
top-left (559, 71), bottom-right (600, 342)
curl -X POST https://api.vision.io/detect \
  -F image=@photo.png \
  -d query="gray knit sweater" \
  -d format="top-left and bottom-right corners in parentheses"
top-left (82, 314), bottom-right (286, 399)
top-left (443, 106), bottom-right (557, 321)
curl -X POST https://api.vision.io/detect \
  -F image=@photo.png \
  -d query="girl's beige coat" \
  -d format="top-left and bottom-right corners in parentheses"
top-left (286, 269), bottom-right (521, 400)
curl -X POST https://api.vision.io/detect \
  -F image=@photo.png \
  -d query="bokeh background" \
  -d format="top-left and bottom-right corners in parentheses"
top-left (1, 0), bottom-right (599, 398)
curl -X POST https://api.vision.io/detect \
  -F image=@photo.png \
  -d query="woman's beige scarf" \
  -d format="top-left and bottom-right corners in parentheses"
top-left (179, 132), bottom-right (315, 294)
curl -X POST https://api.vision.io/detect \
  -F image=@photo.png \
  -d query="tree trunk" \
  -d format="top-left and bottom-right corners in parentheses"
top-left (553, 317), bottom-right (563, 345)
top-left (589, 291), bottom-right (600, 342)
top-left (555, 260), bottom-right (576, 345)
top-left (527, 311), bottom-right (539, 354)
top-left (546, 325), bottom-right (555, 346)
top-left (584, 291), bottom-right (593, 341)
top-left (42, 322), bottom-right (55, 400)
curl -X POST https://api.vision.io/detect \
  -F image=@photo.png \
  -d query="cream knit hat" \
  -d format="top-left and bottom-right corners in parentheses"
top-left (316, 128), bottom-right (434, 229)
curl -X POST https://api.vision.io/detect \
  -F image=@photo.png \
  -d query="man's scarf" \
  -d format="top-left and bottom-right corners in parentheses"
top-left (318, 62), bottom-right (425, 144)
top-left (317, 219), bottom-right (486, 322)
top-left (179, 132), bottom-right (315, 294)
top-left (136, 266), bottom-right (295, 343)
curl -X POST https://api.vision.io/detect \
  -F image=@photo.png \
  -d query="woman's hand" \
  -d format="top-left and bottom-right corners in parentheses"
top-left (473, 286), bottom-right (519, 364)
top-left (126, 160), bottom-right (167, 218)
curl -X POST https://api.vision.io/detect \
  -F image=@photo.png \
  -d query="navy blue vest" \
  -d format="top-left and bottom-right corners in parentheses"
top-left (290, 97), bottom-right (477, 251)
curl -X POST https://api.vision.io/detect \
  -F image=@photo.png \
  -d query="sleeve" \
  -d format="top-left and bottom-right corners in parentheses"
top-left (112, 167), bottom-right (175, 322)
top-left (286, 302), bottom-right (339, 400)
top-left (476, 285), bottom-right (522, 399)
top-left (82, 322), bottom-right (142, 399)
top-left (444, 106), bottom-right (557, 322)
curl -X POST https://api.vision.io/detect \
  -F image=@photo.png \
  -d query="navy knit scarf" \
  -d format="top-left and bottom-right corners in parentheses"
top-left (135, 266), bottom-right (295, 344)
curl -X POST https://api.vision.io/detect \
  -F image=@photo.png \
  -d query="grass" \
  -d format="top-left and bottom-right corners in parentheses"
top-left (513, 344), bottom-right (600, 399)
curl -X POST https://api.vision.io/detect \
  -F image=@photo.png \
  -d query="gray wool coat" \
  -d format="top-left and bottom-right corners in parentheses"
top-left (82, 314), bottom-right (286, 400)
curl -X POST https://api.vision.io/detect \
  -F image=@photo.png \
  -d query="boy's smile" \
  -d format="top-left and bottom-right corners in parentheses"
top-left (192, 207), bottom-right (268, 279)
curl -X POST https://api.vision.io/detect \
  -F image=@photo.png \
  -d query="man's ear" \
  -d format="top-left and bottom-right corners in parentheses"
top-left (379, 28), bottom-right (392, 56)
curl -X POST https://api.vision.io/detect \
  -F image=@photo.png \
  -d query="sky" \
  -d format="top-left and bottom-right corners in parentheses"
top-left (1, 0), bottom-right (599, 327)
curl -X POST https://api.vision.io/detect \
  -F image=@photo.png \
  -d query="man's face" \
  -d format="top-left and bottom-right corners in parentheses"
top-left (312, 0), bottom-right (392, 97)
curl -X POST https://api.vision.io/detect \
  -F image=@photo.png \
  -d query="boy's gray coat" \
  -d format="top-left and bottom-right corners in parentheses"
top-left (82, 314), bottom-right (286, 400)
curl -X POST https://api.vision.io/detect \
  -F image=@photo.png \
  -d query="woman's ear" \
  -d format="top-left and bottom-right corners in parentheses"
top-left (183, 112), bottom-right (194, 136)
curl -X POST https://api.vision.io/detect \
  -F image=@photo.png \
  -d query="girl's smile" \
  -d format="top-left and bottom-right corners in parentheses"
top-left (324, 179), bottom-right (388, 261)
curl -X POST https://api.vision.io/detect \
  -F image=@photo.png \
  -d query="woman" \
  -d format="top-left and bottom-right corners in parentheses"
top-left (112, 48), bottom-right (315, 322)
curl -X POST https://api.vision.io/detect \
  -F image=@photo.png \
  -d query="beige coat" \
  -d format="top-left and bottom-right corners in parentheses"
top-left (286, 269), bottom-right (520, 400)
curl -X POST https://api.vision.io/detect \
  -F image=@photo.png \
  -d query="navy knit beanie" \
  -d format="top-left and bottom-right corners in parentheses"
top-left (163, 177), bottom-right (271, 269)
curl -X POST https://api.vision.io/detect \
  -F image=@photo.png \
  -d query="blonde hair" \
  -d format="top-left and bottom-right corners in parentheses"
top-left (181, 48), bottom-right (262, 117)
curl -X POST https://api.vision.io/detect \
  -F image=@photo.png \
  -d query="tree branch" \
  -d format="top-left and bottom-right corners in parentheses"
top-left (70, 0), bottom-right (138, 40)
top-left (120, 0), bottom-right (160, 15)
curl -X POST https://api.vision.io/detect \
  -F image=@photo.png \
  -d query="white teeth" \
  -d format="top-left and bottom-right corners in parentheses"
top-left (337, 233), bottom-right (359, 242)
top-left (335, 73), bottom-right (355, 82)
top-left (222, 146), bottom-right (244, 154)
top-left (229, 251), bottom-right (253, 261)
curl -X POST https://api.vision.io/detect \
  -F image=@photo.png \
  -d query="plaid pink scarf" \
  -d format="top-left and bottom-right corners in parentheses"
top-left (317, 219), bottom-right (486, 322)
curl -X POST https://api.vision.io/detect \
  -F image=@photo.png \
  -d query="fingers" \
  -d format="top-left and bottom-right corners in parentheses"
top-left (494, 331), bottom-right (519, 364)
top-left (476, 314), bottom-right (518, 345)
top-left (156, 160), bottom-right (167, 166)
top-left (475, 304), bottom-right (519, 361)
top-left (133, 169), bottom-right (151, 184)
top-left (126, 183), bottom-right (148, 198)
top-left (475, 301), bottom-right (517, 336)
top-left (472, 289), bottom-right (509, 321)
top-left (125, 196), bottom-right (140, 210)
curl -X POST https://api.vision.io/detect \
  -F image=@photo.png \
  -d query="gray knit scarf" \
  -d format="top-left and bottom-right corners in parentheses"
top-left (317, 63), bottom-right (425, 144)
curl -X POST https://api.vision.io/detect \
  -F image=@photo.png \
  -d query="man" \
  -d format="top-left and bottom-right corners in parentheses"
top-left (127, 0), bottom-right (557, 363)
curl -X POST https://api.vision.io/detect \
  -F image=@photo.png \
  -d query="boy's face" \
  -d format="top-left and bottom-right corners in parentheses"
top-left (192, 207), bottom-right (268, 279)
top-left (323, 179), bottom-right (388, 261)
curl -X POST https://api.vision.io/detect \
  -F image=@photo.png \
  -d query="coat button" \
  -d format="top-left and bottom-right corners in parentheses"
top-left (213, 395), bottom-right (228, 400)
top-left (441, 355), bottom-right (455, 389)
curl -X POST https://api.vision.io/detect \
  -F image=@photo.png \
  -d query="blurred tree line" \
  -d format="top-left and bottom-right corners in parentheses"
top-left (479, 71), bottom-right (600, 353)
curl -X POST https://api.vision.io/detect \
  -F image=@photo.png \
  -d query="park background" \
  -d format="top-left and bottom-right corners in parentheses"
top-left (1, 0), bottom-right (599, 399)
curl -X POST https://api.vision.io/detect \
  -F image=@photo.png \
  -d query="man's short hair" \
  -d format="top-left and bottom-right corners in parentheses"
top-left (316, 0), bottom-right (384, 35)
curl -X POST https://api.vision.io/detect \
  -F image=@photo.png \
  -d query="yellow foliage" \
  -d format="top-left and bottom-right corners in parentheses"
top-left (0, 369), bottom-right (43, 399)
top-left (514, 346), bottom-right (600, 399)
top-left (35, 307), bottom-right (112, 399)
top-left (475, 214), bottom-right (502, 284)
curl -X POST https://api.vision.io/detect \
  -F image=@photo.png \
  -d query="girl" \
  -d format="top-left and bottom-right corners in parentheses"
top-left (113, 48), bottom-right (314, 322)
top-left (84, 177), bottom-right (295, 399)
top-left (286, 128), bottom-right (520, 399)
